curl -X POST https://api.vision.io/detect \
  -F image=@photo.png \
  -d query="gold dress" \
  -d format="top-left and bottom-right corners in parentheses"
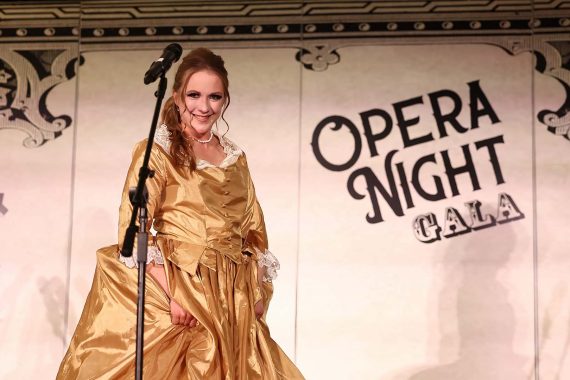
top-left (57, 126), bottom-right (304, 379)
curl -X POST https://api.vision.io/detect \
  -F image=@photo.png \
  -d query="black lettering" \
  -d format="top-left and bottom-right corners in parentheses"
top-left (311, 115), bottom-right (362, 172)
top-left (346, 150), bottom-right (403, 223)
top-left (413, 213), bottom-right (442, 243)
top-left (442, 207), bottom-right (471, 238)
top-left (468, 80), bottom-right (501, 129)
top-left (441, 144), bottom-right (481, 197)
top-left (360, 108), bottom-right (393, 158)
top-left (465, 200), bottom-right (496, 230)
top-left (496, 193), bottom-right (525, 223)
top-left (428, 89), bottom-right (467, 138)
top-left (393, 96), bottom-right (434, 148)
top-left (411, 154), bottom-right (447, 201)
top-left (396, 162), bottom-right (414, 209)
top-left (475, 135), bottom-right (506, 185)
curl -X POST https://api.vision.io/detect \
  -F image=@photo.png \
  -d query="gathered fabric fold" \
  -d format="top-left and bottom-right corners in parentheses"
top-left (57, 242), bottom-right (303, 379)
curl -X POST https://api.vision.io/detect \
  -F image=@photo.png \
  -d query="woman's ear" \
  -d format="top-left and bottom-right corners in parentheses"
top-left (173, 92), bottom-right (181, 109)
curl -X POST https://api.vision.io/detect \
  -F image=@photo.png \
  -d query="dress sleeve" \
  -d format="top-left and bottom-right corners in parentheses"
top-left (241, 155), bottom-right (268, 256)
top-left (241, 155), bottom-right (280, 282)
top-left (117, 139), bottom-right (167, 267)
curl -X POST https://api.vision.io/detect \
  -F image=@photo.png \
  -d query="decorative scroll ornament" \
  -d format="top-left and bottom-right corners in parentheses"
top-left (539, 108), bottom-right (570, 138)
top-left (492, 37), bottom-right (570, 140)
top-left (296, 45), bottom-right (340, 72)
top-left (0, 47), bottom-right (82, 147)
top-left (535, 41), bottom-right (570, 140)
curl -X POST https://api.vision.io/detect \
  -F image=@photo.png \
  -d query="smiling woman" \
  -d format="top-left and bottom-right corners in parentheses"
top-left (56, 48), bottom-right (304, 380)
top-left (178, 70), bottom-right (225, 134)
top-left (178, 69), bottom-right (228, 166)
top-left (160, 48), bottom-right (232, 171)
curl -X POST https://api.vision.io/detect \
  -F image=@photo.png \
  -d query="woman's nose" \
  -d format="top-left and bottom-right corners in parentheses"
top-left (196, 97), bottom-right (210, 112)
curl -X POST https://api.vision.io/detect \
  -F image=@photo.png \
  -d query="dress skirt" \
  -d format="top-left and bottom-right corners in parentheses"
top-left (56, 243), bottom-right (304, 379)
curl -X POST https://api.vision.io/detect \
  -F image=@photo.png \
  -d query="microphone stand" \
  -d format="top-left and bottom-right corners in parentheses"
top-left (120, 74), bottom-right (168, 380)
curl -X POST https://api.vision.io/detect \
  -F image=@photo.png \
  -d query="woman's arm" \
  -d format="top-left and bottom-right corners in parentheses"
top-left (147, 263), bottom-right (197, 327)
top-left (118, 141), bottom-right (166, 252)
top-left (240, 156), bottom-right (277, 319)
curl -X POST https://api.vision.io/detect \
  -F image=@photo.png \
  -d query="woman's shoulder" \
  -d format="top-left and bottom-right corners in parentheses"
top-left (129, 124), bottom-right (173, 160)
top-left (129, 132), bottom-right (171, 173)
top-left (131, 138), bottom-right (169, 160)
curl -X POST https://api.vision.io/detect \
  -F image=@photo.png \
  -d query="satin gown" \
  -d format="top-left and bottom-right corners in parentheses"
top-left (57, 127), bottom-right (304, 379)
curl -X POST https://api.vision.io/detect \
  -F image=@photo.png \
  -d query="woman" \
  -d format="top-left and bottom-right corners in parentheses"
top-left (57, 48), bottom-right (304, 379)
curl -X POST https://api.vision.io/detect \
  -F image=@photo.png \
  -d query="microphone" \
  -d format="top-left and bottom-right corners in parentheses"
top-left (144, 43), bottom-right (183, 85)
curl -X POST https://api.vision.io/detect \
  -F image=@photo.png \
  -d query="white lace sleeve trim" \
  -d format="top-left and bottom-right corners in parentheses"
top-left (155, 123), bottom-right (172, 152)
top-left (119, 245), bottom-right (164, 269)
top-left (258, 249), bottom-right (280, 282)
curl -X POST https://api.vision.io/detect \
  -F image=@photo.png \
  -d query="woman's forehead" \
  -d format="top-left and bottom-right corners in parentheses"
top-left (185, 70), bottom-right (224, 88)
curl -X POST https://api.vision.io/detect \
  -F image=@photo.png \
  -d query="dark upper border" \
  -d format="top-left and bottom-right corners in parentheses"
top-left (0, 0), bottom-right (568, 45)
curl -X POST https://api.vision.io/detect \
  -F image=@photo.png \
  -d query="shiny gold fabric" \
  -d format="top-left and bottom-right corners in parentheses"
top-left (57, 140), bottom-right (304, 379)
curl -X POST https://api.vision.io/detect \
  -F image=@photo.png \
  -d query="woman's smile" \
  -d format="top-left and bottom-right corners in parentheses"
top-left (192, 113), bottom-right (212, 122)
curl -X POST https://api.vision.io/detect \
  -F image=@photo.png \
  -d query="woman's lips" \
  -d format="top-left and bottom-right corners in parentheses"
top-left (192, 113), bottom-right (211, 122)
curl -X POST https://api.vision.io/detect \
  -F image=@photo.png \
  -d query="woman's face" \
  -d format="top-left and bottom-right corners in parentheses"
top-left (175, 69), bottom-right (226, 138)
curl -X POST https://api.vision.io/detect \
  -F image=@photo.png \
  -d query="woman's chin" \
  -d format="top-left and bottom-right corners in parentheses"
top-left (190, 123), bottom-right (214, 137)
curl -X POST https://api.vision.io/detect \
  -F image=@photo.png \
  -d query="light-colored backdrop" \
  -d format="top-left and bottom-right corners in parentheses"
top-left (1, 40), bottom-right (570, 380)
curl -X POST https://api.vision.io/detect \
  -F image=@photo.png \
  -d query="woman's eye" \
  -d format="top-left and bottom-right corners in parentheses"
top-left (187, 92), bottom-right (200, 98)
top-left (210, 94), bottom-right (223, 101)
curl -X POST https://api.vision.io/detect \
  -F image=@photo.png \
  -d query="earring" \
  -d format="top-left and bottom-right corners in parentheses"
top-left (174, 104), bottom-right (181, 123)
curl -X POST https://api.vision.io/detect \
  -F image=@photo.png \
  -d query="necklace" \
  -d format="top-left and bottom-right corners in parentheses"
top-left (191, 131), bottom-right (213, 144)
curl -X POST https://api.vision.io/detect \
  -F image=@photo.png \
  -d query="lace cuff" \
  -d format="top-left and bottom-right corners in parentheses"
top-left (258, 249), bottom-right (280, 282)
top-left (119, 245), bottom-right (164, 268)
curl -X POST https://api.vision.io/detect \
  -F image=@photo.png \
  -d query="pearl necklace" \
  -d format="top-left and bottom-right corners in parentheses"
top-left (191, 131), bottom-right (214, 144)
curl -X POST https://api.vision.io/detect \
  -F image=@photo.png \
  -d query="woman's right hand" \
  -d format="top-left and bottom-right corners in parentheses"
top-left (169, 298), bottom-right (198, 327)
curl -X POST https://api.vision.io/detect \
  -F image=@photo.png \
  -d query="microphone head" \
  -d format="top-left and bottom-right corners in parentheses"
top-left (164, 43), bottom-right (183, 63)
top-left (144, 43), bottom-right (183, 84)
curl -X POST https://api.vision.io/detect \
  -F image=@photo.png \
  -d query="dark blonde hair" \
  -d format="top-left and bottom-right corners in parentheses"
top-left (161, 47), bottom-right (230, 169)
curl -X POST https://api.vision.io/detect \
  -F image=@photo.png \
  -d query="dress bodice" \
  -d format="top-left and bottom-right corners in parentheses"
top-left (118, 125), bottom-right (268, 274)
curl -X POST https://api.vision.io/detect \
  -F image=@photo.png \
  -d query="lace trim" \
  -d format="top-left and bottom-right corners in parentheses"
top-left (155, 123), bottom-right (172, 152)
top-left (258, 249), bottom-right (280, 282)
top-left (119, 245), bottom-right (164, 268)
top-left (196, 131), bottom-right (242, 169)
top-left (154, 123), bottom-right (242, 169)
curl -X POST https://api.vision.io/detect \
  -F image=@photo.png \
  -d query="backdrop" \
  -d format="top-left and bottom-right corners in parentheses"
top-left (1, 1), bottom-right (570, 379)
